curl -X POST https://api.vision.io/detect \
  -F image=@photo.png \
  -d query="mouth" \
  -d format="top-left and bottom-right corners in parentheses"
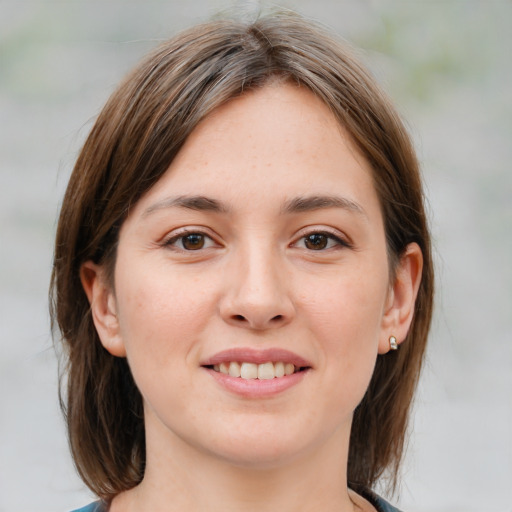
top-left (204, 361), bottom-right (309, 380)
top-left (201, 348), bottom-right (312, 382)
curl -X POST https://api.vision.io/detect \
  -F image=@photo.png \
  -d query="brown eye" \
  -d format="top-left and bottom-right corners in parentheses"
top-left (304, 233), bottom-right (329, 250)
top-left (181, 233), bottom-right (206, 250)
top-left (294, 231), bottom-right (349, 251)
top-left (166, 232), bottom-right (216, 251)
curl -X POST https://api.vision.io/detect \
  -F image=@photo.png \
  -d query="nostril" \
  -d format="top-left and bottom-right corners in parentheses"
top-left (226, 311), bottom-right (290, 328)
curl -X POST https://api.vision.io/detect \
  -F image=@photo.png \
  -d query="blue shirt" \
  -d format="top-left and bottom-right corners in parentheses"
top-left (71, 493), bottom-right (402, 512)
top-left (70, 504), bottom-right (104, 512)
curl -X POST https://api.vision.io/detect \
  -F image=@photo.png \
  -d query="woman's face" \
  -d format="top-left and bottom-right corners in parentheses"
top-left (92, 84), bottom-right (400, 468)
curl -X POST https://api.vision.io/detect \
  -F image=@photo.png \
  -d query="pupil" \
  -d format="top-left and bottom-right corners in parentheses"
top-left (183, 234), bottom-right (204, 250)
top-left (305, 233), bottom-right (327, 250)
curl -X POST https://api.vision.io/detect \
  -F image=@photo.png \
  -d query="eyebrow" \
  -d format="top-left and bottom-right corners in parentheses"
top-left (143, 195), bottom-right (229, 217)
top-left (281, 195), bottom-right (367, 217)
top-left (142, 193), bottom-right (366, 218)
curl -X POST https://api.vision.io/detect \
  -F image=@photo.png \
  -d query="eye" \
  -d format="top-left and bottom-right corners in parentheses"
top-left (165, 231), bottom-right (216, 251)
top-left (294, 231), bottom-right (349, 251)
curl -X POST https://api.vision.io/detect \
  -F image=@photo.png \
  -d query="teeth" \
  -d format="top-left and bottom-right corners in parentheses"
top-left (257, 362), bottom-right (275, 380)
top-left (228, 361), bottom-right (241, 377)
top-left (240, 362), bottom-right (258, 379)
top-left (212, 361), bottom-right (301, 380)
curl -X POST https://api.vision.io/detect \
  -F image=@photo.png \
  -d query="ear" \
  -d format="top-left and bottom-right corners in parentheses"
top-left (80, 261), bottom-right (127, 357)
top-left (378, 243), bottom-right (423, 354)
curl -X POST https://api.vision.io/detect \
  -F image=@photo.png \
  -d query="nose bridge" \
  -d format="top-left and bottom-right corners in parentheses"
top-left (241, 239), bottom-right (280, 300)
top-left (222, 235), bottom-right (294, 329)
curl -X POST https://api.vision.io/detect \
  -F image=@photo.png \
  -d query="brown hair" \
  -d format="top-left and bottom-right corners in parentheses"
top-left (51, 11), bottom-right (433, 501)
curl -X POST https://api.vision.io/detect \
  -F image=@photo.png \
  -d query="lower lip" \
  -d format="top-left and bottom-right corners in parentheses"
top-left (205, 368), bottom-right (309, 398)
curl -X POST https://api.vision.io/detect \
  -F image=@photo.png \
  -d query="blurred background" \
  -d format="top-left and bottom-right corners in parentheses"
top-left (1, 1), bottom-right (510, 511)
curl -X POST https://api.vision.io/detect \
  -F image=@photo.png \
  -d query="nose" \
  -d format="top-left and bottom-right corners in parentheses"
top-left (219, 244), bottom-right (295, 331)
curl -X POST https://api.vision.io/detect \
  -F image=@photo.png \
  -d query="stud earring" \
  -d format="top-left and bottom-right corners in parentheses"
top-left (389, 335), bottom-right (398, 351)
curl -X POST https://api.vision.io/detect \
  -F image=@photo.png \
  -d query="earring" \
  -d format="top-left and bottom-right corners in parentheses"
top-left (389, 335), bottom-right (398, 351)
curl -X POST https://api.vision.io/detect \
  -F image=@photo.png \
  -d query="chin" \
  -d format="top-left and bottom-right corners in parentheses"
top-left (190, 415), bottom-right (338, 470)
top-left (207, 439), bottom-right (307, 470)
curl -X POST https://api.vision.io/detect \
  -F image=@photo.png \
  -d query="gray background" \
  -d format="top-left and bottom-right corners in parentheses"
top-left (1, 1), bottom-right (511, 511)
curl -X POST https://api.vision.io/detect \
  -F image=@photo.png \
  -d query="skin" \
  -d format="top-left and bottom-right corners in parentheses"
top-left (82, 83), bottom-right (422, 512)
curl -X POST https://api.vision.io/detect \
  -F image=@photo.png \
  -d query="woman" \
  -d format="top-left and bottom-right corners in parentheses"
top-left (51, 11), bottom-right (433, 512)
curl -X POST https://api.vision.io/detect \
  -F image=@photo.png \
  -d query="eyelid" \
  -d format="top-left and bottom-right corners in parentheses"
top-left (291, 226), bottom-right (353, 250)
top-left (161, 227), bottom-right (221, 251)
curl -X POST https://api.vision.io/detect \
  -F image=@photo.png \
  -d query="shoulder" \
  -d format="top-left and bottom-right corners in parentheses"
top-left (373, 496), bottom-right (403, 512)
top-left (361, 490), bottom-right (404, 512)
top-left (70, 502), bottom-right (106, 512)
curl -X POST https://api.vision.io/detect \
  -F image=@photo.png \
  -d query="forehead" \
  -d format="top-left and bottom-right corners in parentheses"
top-left (130, 83), bottom-right (379, 218)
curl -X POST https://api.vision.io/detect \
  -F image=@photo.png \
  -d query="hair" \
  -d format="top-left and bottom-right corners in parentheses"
top-left (50, 10), bottom-right (433, 502)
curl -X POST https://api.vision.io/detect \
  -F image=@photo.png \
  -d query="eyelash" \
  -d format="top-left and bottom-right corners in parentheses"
top-left (162, 228), bottom-right (351, 252)
top-left (292, 230), bottom-right (352, 251)
top-left (163, 230), bottom-right (218, 251)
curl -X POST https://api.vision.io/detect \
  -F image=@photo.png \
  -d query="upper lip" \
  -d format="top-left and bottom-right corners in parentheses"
top-left (201, 348), bottom-right (312, 368)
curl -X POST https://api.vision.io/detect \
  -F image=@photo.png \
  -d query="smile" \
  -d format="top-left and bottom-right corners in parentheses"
top-left (211, 361), bottom-right (302, 380)
top-left (201, 348), bottom-right (312, 395)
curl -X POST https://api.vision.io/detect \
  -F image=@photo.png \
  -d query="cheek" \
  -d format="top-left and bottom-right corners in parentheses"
top-left (113, 262), bottom-right (217, 363)
top-left (304, 264), bottom-right (388, 337)
top-left (112, 267), bottom-right (217, 414)
top-left (302, 267), bottom-right (388, 391)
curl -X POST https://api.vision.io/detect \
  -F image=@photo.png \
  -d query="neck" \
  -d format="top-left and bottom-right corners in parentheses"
top-left (112, 419), bottom-right (361, 512)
